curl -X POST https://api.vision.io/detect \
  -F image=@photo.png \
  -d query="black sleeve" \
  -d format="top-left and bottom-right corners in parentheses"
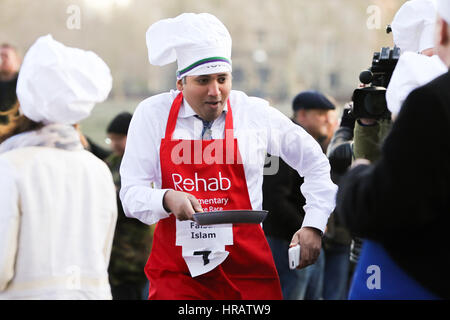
top-left (263, 156), bottom-right (304, 235)
top-left (336, 85), bottom-right (449, 240)
top-left (327, 126), bottom-right (354, 153)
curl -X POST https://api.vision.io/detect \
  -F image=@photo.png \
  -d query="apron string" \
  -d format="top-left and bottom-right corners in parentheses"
top-left (164, 92), bottom-right (184, 139)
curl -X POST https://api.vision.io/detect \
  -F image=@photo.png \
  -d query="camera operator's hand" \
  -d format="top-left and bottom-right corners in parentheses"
top-left (351, 158), bottom-right (371, 168)
top-left (340, 103), bottom-right (356, 130)
top-left (358, 118), bottom-right (377, 126)
top-left (328, 142), bottom-right (353, 175)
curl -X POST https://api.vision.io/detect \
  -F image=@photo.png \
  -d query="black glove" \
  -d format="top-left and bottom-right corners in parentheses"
top-left (328, 142), bottom-right (353, 176)
top-left (340, 104), bottom-right (356, 131)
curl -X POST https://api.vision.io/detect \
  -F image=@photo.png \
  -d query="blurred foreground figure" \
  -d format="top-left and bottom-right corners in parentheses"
top-left (0, 35), bottom-right (117, 300)
top-left (337, 0), bottom-right (450, 299)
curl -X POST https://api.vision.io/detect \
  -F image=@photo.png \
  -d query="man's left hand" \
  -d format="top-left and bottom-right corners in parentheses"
top-left (290, 227), bottom-right (322, 269)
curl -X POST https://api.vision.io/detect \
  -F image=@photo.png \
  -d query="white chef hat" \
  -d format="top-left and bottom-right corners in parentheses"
top-left (16, 34), bottom-right (112, 125)
top-left (437, 0), bottom-right (450, 23)
top-left (392, 0), bottom-right (438, 53)
top-left (386, 51), bottom-right (447, 116)
top-left (146, 13), bottom-right (232, 79)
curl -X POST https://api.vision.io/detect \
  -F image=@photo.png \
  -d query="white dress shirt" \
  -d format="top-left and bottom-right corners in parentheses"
top-left (119, 89), bottom-right (337, 233)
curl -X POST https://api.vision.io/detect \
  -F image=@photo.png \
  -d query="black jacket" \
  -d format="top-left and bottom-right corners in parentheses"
top-left (336, 70), bottom-right (450, 299)
top-left (262, 155), bottom-right (305, 243)
top-left (263, 121), bottom-right (354, 245)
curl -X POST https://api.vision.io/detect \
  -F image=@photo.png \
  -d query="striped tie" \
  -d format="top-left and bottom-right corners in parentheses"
top-left (195, 115), bottom-right (213, 140)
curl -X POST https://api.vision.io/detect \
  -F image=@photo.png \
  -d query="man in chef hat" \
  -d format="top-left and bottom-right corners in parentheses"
top-left (120, 13), bottom-right (337, 300)
top-left (335, 0), bottom-right (450, 299)
top-left (0, 35), bottom-right (117, 299)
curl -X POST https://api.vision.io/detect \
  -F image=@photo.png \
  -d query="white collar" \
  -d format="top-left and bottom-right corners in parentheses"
top-left (179, 98), bottom-right (228, 119)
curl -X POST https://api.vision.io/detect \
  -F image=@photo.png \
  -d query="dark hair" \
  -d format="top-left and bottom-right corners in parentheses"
top-left (107, 112), bottom-right (133, 135)
top-left (0, 110), bottom-right (43, 144)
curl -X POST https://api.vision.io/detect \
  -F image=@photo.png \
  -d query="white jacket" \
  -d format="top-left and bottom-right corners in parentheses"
top-left (0, 146), bottom-right (117, 299)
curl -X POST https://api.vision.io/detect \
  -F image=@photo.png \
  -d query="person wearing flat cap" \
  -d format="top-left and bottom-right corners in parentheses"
top-left (336, 0), bottom-right (450, 299)
top-left (292, 90), bottom-right (336, 152)
top-left (0, 35), bottom-right (117, 299)
top-left (120, 13), bottom-right (337, 300)
top-left (262, 90), bottom-right (340, 300)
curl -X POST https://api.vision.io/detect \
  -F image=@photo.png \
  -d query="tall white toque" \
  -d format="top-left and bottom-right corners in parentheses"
top-left (392, 0), bottom-right (438, 53)
top-left (146, 13), bottom-right (232, 79)
top-left (17, 34), bottom-right (112, 125)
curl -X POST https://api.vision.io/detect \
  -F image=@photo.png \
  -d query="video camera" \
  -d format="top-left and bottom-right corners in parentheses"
top-left (351, 46), bottom-right (400, 119)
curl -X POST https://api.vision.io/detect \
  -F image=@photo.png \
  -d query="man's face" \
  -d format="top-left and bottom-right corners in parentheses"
top-left (176, 72), bottom-right (232, 122)
top-left (0, 47), bottom-right (20, 75)
top-left (295, 109), bottom-right (330, 141)
top-left (107, 133), bottom-right (127, 157)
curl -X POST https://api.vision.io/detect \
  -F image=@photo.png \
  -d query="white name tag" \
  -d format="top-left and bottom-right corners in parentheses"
top-left (176, 220), bottom-right (233, 277)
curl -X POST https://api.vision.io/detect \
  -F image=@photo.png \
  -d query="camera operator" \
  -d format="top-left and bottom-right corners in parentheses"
top-left (336, 0), bottom-right (450, 299)
top-left (325, 105), bottom-right (355, 299)
top-left (340, 46), bottom-right (398, 279)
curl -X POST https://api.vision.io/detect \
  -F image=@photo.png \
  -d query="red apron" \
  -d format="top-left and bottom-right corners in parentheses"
top-left (145, 92), bottom-right (282, 300)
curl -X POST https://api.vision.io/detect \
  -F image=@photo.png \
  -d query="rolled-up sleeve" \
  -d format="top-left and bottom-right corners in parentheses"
top-left (0, 158), bottom-right (20, 291)
top-left (266, 106), bottom-right (337, 233)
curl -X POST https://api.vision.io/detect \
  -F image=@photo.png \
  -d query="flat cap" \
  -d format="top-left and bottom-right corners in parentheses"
top-left (107, 112), bottom-right (132, 135)
top-left (292, 90), bottom-right (335, 111)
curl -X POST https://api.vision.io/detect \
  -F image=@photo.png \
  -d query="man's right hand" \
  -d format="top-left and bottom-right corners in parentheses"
top-left (162, 190), bottom-right (203, 221)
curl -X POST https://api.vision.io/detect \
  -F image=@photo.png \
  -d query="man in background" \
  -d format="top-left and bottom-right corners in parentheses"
top-left (263, 90), bottom-right (340, 300)
top-left (106, 112), bottom-right (153, 300)
top-left (0, 44), bottom-right (21, 138)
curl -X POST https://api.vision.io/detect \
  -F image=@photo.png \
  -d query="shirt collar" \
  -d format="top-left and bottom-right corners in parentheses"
top-left (179, 97), bottom-right (228, 119)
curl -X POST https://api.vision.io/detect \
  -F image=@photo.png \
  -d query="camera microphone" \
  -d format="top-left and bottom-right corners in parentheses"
top-left (359, 70), bottom-right (373, 85)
